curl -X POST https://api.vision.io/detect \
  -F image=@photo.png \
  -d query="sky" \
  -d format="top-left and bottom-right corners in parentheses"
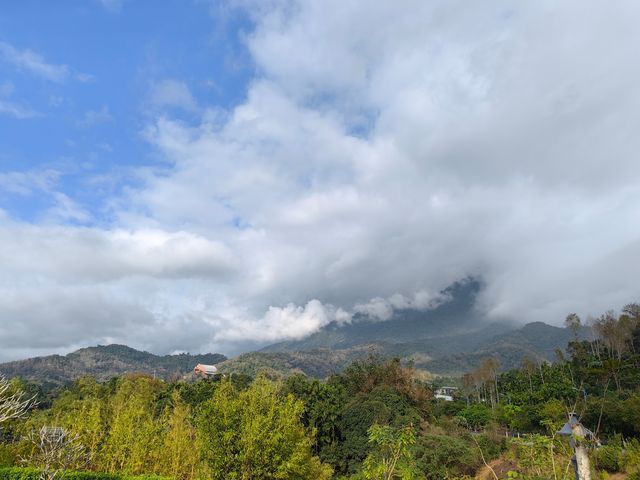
top-left (1, 0), bottom-right (640, 362)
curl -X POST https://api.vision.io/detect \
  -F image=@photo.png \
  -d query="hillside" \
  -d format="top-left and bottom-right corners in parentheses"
top-left (254, 279), bottom-right (586, 376)
top-left (0, 321), bottom-right (583, 384)
top-left (221, 321), bottom-right (583, 377)
top-left (0, 344), bottom-right (226, 385)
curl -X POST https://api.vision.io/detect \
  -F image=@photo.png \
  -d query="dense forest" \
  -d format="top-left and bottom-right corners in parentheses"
top-left (1, 305), bottom-right (640, 479)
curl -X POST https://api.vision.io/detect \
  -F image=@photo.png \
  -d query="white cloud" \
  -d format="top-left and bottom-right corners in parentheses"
top-left (130, 0), bottom-right (640, 331)
top-left (0, 100), bottom-right (41, 119)
top-left (0, 41), bottom-right (70, 82)
top-left (0, 224), bottom-right (238, 283)
top-left (0, 169), bottom-right (59, 195)
top-left (3, 0), bottom-right (640, 360)
top-left (0, 81), bottom-right (41, 119)
top-left (149, 80), bottom-right (199, 113)
top-left (0, 41), bottom-right (91, 83)
top-left (211, 299), bottom-right (343, 343)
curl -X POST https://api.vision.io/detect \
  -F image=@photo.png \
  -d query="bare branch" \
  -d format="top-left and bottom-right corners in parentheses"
top-left (0, 374), bottom-right (38, 424)
top-left (21, 426), bottom-right (89, 480)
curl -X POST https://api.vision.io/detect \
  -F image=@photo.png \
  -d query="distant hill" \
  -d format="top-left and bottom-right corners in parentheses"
top-left (0, 344), bottom-right (226, 386)
top-left (217, 344), bottom-right (389, 378)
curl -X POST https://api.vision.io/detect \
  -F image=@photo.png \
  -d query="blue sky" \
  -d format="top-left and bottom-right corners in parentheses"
top-left (0, 0), bottom-right (252, 224)
top-left (1, 0), bottom-right (640, 361)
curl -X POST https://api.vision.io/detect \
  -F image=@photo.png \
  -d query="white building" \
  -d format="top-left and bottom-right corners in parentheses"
top-left (434, 386), bottom-right (458, 401)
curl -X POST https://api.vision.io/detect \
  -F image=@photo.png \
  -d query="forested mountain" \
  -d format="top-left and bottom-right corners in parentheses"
top-left (252, 280), bottom-right (588, 376)
top-left (220, 322), bottom-right (584, 377)
top-left (0, 344), bottom-right (226, 386)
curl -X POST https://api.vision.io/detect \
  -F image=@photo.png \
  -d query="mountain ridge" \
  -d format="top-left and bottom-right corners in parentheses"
top-left (0, 344), bottom-right (226, 386)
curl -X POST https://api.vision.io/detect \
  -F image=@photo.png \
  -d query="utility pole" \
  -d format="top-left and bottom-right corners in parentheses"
top-left (557, 412), bottom-right (593, 480)
top-left (573, 421), bottom-right (591, 480)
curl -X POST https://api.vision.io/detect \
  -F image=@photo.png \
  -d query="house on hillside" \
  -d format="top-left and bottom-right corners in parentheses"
top-left (434, 386), bottom-right (458, 401)
top-left (193, 363), bottom-right (219, 378)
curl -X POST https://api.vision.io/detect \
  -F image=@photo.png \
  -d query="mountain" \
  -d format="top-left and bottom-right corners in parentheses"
top-left (222, 321), bottom-right (585, 378)
top-left (252, 280), bottom-right (588, 377)
top-left (0, 344), bottom-right (226, 386)
top-left (263, 280), bottom-right (496, 352)
top-left (0, 280), bottom-right (586, 383)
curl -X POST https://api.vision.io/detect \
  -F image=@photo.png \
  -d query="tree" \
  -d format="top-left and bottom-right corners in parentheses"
top-left (0, 374), bottom-right (37, 424)
top-left (361, 424), bottom-right (419, 480)
top-left (197, 376), bottom-right (332, 480)
top-left (565, 313), bottom-right (582, 340)
top-left (100, 375), bottom-right (164, 475)
top-left (21, 426), bottom-right (88, 480)
top-left (159, 393), bottom-right (200, 480)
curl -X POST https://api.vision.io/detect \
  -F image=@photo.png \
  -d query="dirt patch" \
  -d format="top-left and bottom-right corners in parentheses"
top-left (475, 458), bottom-right (516, 480)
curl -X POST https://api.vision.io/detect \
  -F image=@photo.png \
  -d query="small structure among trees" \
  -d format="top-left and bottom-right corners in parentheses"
top-left (434, 386), bottom-right (457, 401)
top-left (193, 364), bottom-right (219, 378)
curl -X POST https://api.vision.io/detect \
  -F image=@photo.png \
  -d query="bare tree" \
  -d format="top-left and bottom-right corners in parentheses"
top-left (564, 313), bottom-right (582, 341)
top-left (622, 303), bottom-right (640, 319)
top-left (0, 374), bottom-right (37, 424)
top-left (21, 426), bottom-right (89, 480)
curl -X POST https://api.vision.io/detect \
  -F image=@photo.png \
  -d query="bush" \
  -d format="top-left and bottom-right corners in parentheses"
top-left (623, 439), bottom-right (640, 476)
top-left (0, 467), bottom-right (169, 480)
top-left (0, 445), bottom-right (16, 468)
top-left (594, 444), bottom-right (622, 472)
top-left (414, 434), bottom-right (479, 479)
top-left (457, 404), bottom-right (491, 429)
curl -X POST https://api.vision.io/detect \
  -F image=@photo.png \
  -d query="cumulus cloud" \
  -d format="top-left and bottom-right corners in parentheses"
top-left (354, 290), bottom-right (451, 322)
top-left (0, 225), bottom-right (238, 283)
top-left (3, 0), bottom-right (640, 360)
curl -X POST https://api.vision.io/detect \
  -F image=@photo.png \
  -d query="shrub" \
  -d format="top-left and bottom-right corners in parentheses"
top-left (594, 444), bottom-right (622, 472)
top-left (414, 434), bottom-right (478, 479)
top-left (457, 404), bottom-right (491, 429)
top-left (623, 439), bottom-right (640, 476)
top-left (0, 467), bottom-right (169, 480)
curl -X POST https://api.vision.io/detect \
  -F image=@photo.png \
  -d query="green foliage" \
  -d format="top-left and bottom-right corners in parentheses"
top-left (196, 376), bottom-right (332, 480)
top-left (0, 445), bottom-right (15, 468)
top-left (0, 467), bottom-right (168, 480)
top-left (360, 424), bottom-right (420, 480)
top-left (508, 435), bottom-right (573, 480)
top-left (594, 444), bottom-right (622, 472)
top-left (414, 434), bottom-right (478, 479)
top-left (622, 439), bottom-right (640, 476)
top-left (282, 374), bottom-right (345, 458)
top-left (457, 404), bottom-right (491, 430)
